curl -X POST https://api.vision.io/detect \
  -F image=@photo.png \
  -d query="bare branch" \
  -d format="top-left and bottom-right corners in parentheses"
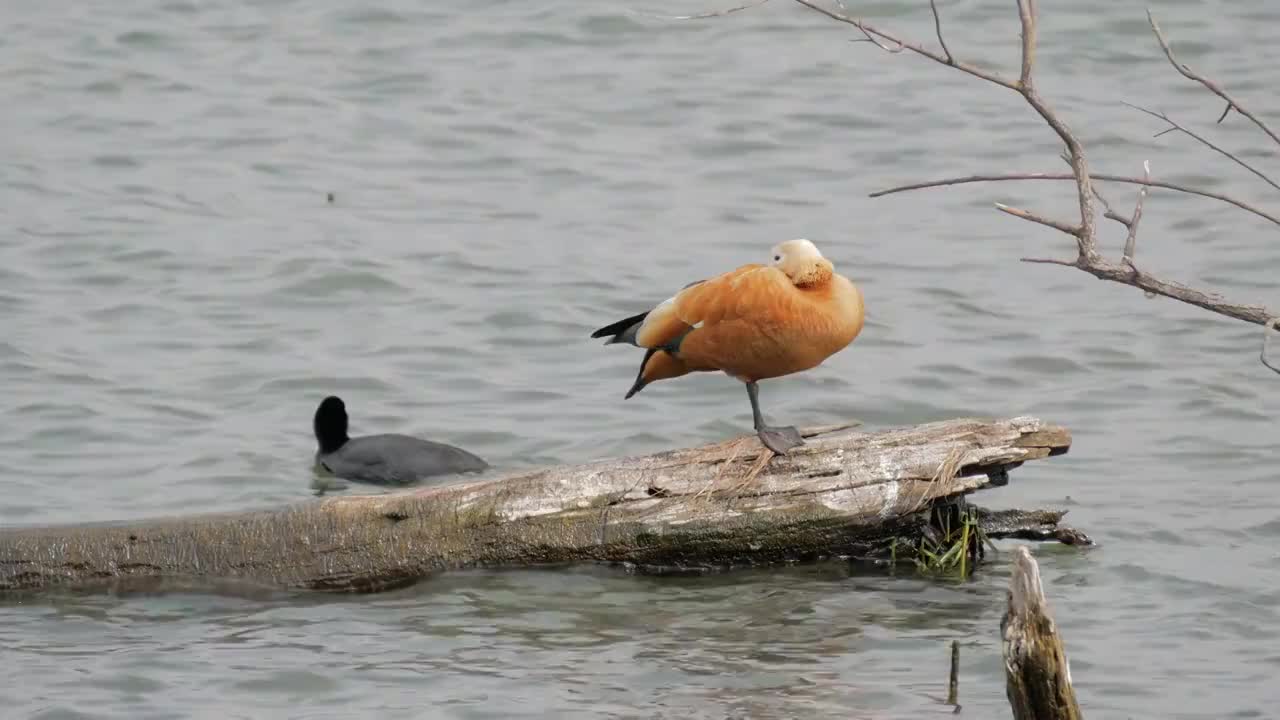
top-left (1148, 9), bottom-right (1280, 148)
top-left (995, 202), bottom-right (1079, 236)
top-left (786, 0), bottom-right (1019, 90)
top-left (793, 0), bottom-right (1100, 261)
top-left (1264, 319), bottom-right (1280, 376)
top-left (1120, 268), bottom-right (1279, 327)
top-left (1122, 160), bottom-right (1151, 266)
top-left (1025, 255), bottom-right (1276, 327)
top-left (1124, 102), bottom-right (1280, 192)
top-left (929, 0), bottom-right (952, 64)
top-left (869, 173), bottom-right (1280, 227)
top-left (741, 2), bottom-right (1280, 372)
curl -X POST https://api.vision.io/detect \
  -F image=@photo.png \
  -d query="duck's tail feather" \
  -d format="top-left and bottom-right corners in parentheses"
top-left (591, 310), bottom-right (649, 346)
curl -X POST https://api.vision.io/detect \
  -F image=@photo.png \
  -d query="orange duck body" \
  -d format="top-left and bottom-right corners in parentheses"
top-left (591, 239), bottom-right (865, 454)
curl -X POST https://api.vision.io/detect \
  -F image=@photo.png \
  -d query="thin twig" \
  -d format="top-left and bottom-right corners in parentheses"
top-left (903, 446), bottom-right (967, 515)
top-left (995, 202), bottom-right (1079, 236)
top-left (852, 25), bottom-right (904, 53)
top-left (786, 0), bottom-right (1019, 90)
top-left (692, 437), bottom-right (751, 501)
top-left (1124, 102), bottom-right (1280, 192)
top-left (1093, 186), bottom-right (1131, 228)
top-left (629, 0), bottom-right (772, 20)
top-left (869, 172), bottom-right (1280, 227)
top-left (1263, 318), bottom-right (1280, 375)
top-left (947, 639), bottom-right (960, 706)
top-left (1016, 0), bottom-right (1036, 89)
top-left (1009, 0), bottom-right (1099, 262)
top-left (1062, 150), bottom-right (1130, 228)
top-left (722, 447), bottom-right (776, 499)
top-left (1148, 9), bottom-right (1280, 148)
top-left (1020, 257), bottom-right (1076, 267)
top-left (930, 0), bottom-right (953, 64)
top-left (1122, 160), bottom-right (1151, 266)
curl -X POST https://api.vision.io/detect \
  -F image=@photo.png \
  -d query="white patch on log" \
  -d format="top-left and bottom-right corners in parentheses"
top-left (877, 482), bottom-right (899, 518)
top-left (816, 484), bottom-right (895, 515)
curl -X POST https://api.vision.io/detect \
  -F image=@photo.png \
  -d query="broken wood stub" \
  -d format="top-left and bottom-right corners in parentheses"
top-left (1002, 545), bottom-right (1084, 720)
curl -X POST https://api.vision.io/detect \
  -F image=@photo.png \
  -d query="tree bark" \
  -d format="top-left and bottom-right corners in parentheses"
top-left (0, 416), bottom-right (1071, 595)
top-left (1002, 545), bottom-right (1084, 720)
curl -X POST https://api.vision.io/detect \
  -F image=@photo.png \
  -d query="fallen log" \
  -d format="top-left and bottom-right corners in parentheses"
top-left (1003, 545), bottom-right (1085, 720)
top-left (0, 416), bottom-right (1076, 596)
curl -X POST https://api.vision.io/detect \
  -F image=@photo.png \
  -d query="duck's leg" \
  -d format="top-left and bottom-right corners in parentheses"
top-left (745, 381), bottom-right (805, 455)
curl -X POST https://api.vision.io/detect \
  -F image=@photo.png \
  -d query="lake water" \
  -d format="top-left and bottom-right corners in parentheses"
top-left (4, 0), bottom-right (1280, 717)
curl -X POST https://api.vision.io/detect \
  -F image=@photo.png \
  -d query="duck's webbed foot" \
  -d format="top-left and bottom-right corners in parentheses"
top-left (744, 381), bottom-right (805, 455)
top-left (756, 425), bottom-right (805, 455)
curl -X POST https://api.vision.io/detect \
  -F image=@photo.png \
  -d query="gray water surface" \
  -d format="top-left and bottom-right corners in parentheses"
top-left (4, 0), bottom-right (1280, 717)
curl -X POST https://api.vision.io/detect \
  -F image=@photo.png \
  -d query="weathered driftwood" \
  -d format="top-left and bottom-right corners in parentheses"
top-left (1002, 545), bottom-right (1084, 720)
top-left (0, 416), bottom-right (1072, 596)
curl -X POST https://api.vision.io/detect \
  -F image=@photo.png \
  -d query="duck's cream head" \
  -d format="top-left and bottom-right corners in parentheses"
top-left (771, 238), bottom-right (834, 287)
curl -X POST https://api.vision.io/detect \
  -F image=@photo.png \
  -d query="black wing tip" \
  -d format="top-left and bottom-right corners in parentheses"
top-left (623, 347), bottom-right (658, 399)
top-left (590, 310), bottom-right (650, 341)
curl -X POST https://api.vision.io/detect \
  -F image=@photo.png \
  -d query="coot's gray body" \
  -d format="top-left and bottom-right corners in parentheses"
top-left (313, 396), bottom-right (488, 486)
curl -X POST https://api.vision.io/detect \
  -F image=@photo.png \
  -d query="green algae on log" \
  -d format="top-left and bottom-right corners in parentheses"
top-left (0, 416), bottom-right (1076, 595)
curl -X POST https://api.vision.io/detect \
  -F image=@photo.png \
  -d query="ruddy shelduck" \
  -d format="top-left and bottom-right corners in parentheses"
top-left (590, 239), bottom-right (865, 455)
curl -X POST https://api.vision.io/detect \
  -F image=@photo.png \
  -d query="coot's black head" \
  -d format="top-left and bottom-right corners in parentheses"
top-left (313, 395), bottom-right (350, 454)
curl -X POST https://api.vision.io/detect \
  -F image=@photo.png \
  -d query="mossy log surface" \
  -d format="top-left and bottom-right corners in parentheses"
top-left (0, 416), bottom-right (1071, 595)
top-left (1002, 545), bottom-right (1085, 720)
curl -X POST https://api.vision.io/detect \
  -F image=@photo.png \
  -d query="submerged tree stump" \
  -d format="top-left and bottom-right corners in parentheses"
top-left (0, 416), bottom-right (1074, 595)
top-left (1002, 545), bottom-right (1084, 720)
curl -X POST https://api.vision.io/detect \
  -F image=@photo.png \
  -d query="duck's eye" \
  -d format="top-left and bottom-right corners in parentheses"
top-left (773, 255), bottom-right (781, 262)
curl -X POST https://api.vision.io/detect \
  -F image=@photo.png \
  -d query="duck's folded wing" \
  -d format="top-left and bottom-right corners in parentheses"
top-left (671, 264), bottom-right (796, 327)
top-left (632, 264), bottom-right (780, 348)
